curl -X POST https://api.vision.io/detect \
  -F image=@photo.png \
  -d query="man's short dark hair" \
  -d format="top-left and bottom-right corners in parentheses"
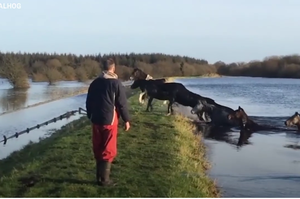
top-left (104, 58), bottom-right (115, 70)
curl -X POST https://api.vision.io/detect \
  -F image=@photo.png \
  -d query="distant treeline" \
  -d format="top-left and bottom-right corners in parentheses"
top-left (0, 52), bottom-right (300, 89)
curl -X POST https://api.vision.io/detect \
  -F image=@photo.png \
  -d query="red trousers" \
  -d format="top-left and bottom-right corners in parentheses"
top-left (92, 110), bottom-right (118, 163)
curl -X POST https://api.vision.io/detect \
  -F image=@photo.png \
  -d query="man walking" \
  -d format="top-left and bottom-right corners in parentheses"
top-left (86, 58), bottom-right (130, 186)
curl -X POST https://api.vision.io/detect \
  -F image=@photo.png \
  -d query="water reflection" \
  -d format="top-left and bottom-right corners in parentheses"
top-left (196, 124), bottom-right (237, 145)
top-left (40, 86), bottom-right (87, 101)
top-left (0, 93), bottom-right (87, 160)
top-left (195, 124), bottom-right (254, 148)
top-left (237, 128), bottom-right (254, 147)
top-left (0, 78), bottom-right (88, 114)
top-left (177, 77), bottom-right (300, 197)
top-left (284, 143), bottom-right (300, 150)
top-left (284, 133), bottom-right (300, 150)
top-left (0, 88), bottom-right (28, 112)
top-left (195, 118), bottom-right (300, 150)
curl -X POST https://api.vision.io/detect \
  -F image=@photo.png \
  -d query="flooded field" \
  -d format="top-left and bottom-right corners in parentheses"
top-left (0, 93), bottom-right (87, 160)
top-left (0, 79), bottom-right (133, 160)
top-left (176, 77), bottom-right (300, 197)
top-left (0, 78), bottom-right (89, 114)
top-left (1, 75), bottom-right (300, 197)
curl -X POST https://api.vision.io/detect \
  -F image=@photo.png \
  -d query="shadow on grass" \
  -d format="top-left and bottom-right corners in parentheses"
top-left (41, 177), bottom-right (95, 185)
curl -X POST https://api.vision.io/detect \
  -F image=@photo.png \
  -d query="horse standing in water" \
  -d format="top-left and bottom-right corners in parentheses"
top-left (227, 106), bottom-right (296, 132)
top-left (190, 98), bottom-right (241, 127)
top-left (285, 112), bottom-right (300, 131)
top-left (129, 68), bottom-right (167, 104)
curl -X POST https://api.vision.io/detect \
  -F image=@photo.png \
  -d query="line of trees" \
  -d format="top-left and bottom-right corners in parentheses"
top-left (0, 52), bottom-right (299, 89)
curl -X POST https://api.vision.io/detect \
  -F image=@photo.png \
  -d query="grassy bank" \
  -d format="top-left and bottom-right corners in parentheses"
top-left (0, 90), bottom-right (219, 197)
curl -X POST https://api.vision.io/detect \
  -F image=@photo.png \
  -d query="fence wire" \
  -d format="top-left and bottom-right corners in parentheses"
top-left (0, 107), bottom-right (87, 145)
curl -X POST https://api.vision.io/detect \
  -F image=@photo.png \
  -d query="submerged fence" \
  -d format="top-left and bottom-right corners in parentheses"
top-left (0, 107), bottom-right (87, 145)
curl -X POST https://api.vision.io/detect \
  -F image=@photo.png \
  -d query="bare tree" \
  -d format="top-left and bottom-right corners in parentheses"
top-left (80, 58), bottom-right (101, 79)
top-left (44, 68), bottom-right (63, 85)
top-left (0, 56), bottom-right (30, 89)
top-left (75, 66), bottom-right (89, 82)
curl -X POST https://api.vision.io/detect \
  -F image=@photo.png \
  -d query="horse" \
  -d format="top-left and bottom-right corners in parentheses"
top-left (284, 112), bottom-right (300, 131)
top-left (190, 98), bottom-right (240, 127)
top-left (130, 79), bottom-right (171, 113)
top-left (130, 79), bottom-right (212, 121)
top-left (172, 86), bottom-right (216, 121)
top-left (129, 68), bottom-right (167, 104)
top-left (227, 106), bottom-right (296, 132)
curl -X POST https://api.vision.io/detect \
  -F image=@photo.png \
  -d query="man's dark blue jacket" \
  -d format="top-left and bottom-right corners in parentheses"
top-left (86, 71), bottom-right (130, 125)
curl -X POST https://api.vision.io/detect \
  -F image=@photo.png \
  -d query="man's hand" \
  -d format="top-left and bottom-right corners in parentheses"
top-left (124, 122), bottom-right (130, 131)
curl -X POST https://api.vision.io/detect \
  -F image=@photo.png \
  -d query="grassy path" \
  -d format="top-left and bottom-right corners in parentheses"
top-left (0, 89), bottom-right (219, 197)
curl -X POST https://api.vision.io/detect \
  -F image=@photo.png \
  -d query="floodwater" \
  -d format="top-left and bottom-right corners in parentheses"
top-left (175, 77), bottom-right (300, 197)
top-left (0, 93), bottom-right (87, 160)
top-left (0, 78), bottom-right (89, 160)
top-left (0, 78), bottom-right (89, 114)
top-left (0, 79), bottom-right (132, 160)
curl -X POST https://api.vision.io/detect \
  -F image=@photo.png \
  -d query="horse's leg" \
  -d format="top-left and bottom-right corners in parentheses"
top-left (202, 111), bottom-right (211, 122)
top-left (145, 97), bottom-right (153, 112)
top-left (149, 97), bottom-right (154, 111)
top-left (197, 112), bottom-right (204, 121)
top-left (166, 101), bottom-right (171, 116)
top-left (167, 98), bottom-right (174, 116)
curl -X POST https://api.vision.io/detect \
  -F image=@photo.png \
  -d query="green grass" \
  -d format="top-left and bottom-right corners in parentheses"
top-left (0, 92), bottom-right (219, 197)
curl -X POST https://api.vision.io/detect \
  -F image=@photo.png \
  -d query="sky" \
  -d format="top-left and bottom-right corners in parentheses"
top-left (0, 0), bottom-right (300, 64)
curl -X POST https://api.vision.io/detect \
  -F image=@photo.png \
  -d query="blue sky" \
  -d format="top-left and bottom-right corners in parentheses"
top-left (1, 0), bottom-right (300, 63)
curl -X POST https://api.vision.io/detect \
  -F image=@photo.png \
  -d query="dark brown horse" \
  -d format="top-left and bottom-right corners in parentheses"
top-left (228, 106), bottom-right (295, 132)
top-left (285, 112), bottom-right (300, 131)
top-left (131, 79), bottom-right (213, 121)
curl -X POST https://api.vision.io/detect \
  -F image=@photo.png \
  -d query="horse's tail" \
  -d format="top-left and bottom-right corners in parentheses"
top-left (141, 91), bottom-right (148, 102)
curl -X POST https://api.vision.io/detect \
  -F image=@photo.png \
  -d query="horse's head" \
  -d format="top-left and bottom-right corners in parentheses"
top-left (285, 112), bottom-right (300, 129)
top-left (191, 99), bottom-right (215, 115)
top-left (130, 80), bottom-right (143, 89)
top-left (227, 106), bottom-right (247, 121)
top-left (130, 68), bottom-right (148, 81)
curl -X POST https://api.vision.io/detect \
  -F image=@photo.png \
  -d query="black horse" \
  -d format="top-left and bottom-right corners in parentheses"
top-left (131, 79), bottom-right (213, 121)
top-left (129, 68), bottom-right (167, 104)
top-left (190, 97), bottom-right (241, 127)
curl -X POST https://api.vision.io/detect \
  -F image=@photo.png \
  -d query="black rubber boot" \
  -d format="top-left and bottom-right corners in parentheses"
top-left (96, 160), bottom-right (101, 186)
top-left (99, 161), bottom-right (117, 187)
